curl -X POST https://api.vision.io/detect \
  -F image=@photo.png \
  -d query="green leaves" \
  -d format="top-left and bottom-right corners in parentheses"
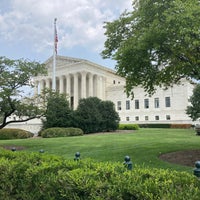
top-left (0, 56), bottom-right (46, 128)
top-left (42, 90), bottom-right (72, 129)
top-left (0, 149), bottom-right (200, 200)
top-left (186, 84), bottom-right (200, 121)
top-left (74, 97), bottom-right (119, 133)
top-left (102, 0), bottom-right (200, 96)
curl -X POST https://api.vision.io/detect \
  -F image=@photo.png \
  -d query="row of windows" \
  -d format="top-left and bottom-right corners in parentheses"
top-left (125, 115), bottom-right (171, 121)
top-left (117, 97), bottom-right (171, 111)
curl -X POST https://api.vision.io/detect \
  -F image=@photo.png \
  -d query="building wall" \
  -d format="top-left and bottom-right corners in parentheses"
top-left (106, 79), bottom-right (195, 124)
top-left (31, 56), bottom-right (198, 126)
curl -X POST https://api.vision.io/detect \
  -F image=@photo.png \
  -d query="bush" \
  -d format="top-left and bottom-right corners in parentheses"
top-left (0, 128), bottom-right (33, 140)
top-left (74, 97), bottom-right (119, 134)
top-left (139, 124), bottom-right (171, 128)
top-left (170, 124), bottom-right (192, 129)
top-left (118, 124), bottom-right (139, 130)
top-left (40, 127), bottom-right (83, 138)
top-left (0, 149), bottom-right (200, 200)
top-left (138, 124), bottom-right (192, 129)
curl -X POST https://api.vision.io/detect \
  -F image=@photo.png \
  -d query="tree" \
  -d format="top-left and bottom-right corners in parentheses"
top-left (42, 91), bottom-right (72, 129)
top-left (0, 56), bottom-right (46, 129)
top-left (100, 100), bottom-right (120, 131)
top-left (74, 97), bottom-right (103, 133)
top-left (74, 97), bottom-right (119, 134)
top-left (186, 84), bottom-right (200, 121)
top-left (102, 0), bottom-right (200, 96)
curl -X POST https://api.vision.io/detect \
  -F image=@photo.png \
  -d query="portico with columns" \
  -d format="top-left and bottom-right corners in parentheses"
top-left (33, 55), bottom-right (124, 109)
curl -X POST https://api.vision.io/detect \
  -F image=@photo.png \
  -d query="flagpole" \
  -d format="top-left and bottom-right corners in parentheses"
top-left (52, 18), bottom-right (57, 91)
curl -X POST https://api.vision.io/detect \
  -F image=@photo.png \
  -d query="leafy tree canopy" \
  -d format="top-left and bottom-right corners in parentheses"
top-left (42, 90), bottom-right (72, 129)
top-left (186, 84), bottom-right (200, 121)
top-left (0, 56), bottom-right (46, 129)
top-left (74, 97), bottom-right (119, 134)
top-left (102, 0), bottom-right (200, 96)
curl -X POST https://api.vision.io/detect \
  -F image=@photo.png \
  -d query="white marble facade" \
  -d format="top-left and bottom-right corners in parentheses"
top-left (33, 56), bottom-right (125, 109)
top-left (33, 55), bottom-right (195, 125)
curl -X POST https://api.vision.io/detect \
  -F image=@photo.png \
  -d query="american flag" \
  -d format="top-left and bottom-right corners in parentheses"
top-left (54, 18), bottom-right (58, 54)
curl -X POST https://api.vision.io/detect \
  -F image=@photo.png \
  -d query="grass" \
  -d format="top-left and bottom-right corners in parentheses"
top-left (0, 128), bottom-right (199, 173)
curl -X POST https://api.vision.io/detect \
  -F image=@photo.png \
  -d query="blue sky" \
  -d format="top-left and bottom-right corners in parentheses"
top-left (0, 0), bottom-right (133, 70)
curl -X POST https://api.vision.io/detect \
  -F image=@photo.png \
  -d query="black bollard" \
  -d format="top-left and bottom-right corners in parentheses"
top-left (123, 155), bottom-right (133, 170)
top-left (74, 152), bottom-right (80, 161)
top-left (194, 161), bottom-right (200, 178)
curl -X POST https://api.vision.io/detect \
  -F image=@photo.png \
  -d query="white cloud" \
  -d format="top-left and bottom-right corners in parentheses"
top-left (0, 0), bottom-right (133, 61)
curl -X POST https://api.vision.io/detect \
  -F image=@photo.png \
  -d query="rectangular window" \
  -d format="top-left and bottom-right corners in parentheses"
top-left (135, 116), bottom-right (139, 121)
top-left (154, 98), bottom-right (159, 108)
top-left (144, 99), bottom-right (149, 109)
top-left (166, 115), bottom-right (171, 120)
top-left (155, 116), bottom-right (159, 120)
top-left (126, 100), bottom-right (130, 110)
top-left (117, 101), bottom-right (121, 110)
top-left (145, 116), bottom-right (149, 121)
top-left (165, 97), bottom-right (171, 107)
top-left (135, 99), bottom-right (139, 109)
top-left (126, 117), bottom-right (130, 121)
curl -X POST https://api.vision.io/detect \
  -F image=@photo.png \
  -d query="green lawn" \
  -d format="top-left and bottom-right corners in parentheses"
top-left (0, 128), bottom-right (199, 173)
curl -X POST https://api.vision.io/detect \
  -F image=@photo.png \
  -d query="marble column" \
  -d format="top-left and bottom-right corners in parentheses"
top-left (40, 80), bottom-right (45, 94)
top-left (59, 76), bottom-right (64, 93)
top-left (34, 81), bottom-right (39, 95)
top-left (81, 71), bottom-right (86, 99)
top-left (66, 74), bottom-right (71, 97)
top-left (97, 75), bottom-right (103, 99)
top-left (101, 77), bottom-right (106, 100)
top-left (73, 73), bottom-right (79, 109)
top-left (46, 78), bottom-right (51, 90)
top-left (88, 73), bottom-right (93, 97)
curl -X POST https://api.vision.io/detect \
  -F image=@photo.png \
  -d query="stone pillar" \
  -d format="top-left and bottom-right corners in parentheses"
top-left (59, 76), bottom-right (64, 93)
top-left (34, 81), bottom-right (39, 95)
top-left (40, 80), bottom-right (45, 94)
top-left (101, 77), bottom-right (106, 100)
top-left (97, 75), bottom-right (103, 99)
top-left (81, 71), bottom-right (86, 99)
top-left (88, 73), bottom-right (93, 97)
top-left (66, 74), bottom-right (71, 97)
top-left (74, 73), bottom-right (79, 109)
top-left (46, 78), bottom-right (50, 90)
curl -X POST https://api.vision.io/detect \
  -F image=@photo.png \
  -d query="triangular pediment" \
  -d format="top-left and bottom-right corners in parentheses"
top-left (44, 55), bottom-right (86, 69)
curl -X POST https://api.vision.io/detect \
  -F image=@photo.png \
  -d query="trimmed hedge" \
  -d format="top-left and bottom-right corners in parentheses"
top-left (0, 149), bottom-right (199, 200)
top-left (170, 124), bottom-right (192, 129)
top-left (40, 127), bottom-right (84, 138)
top-left (118, 124), bottom-right (139, 130)
top-left (0, 128), bottom-right (33, 140)
top-left (139, 124), bottom-right (192, 129)
top-left (139, 124), bottom-right (171, 128)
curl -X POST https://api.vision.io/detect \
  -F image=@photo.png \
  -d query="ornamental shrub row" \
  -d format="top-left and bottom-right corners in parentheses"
top-left (118, 124), bottom-right (140, 130)
top-left (0, 128), bottom-right (33, 140)
top-left (139, 124), bottom-right (192, 129)
top-left (40, 127), bottom-right (84, 138)
top-left (0, 149), bottom-right (200, 200)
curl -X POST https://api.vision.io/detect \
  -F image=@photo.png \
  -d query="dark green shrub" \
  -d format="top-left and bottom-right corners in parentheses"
top-left (139, 124), bottom-right (171, 128)
top-left (42, 90), bottom-right (73, 129)
top-left (40, 127), bottom-right (83, 138)
top-left (118, 124), bottom-right (139, 130)
top-left (0, 149), bottom-right (200, 200)
top-left (74, 97), bottom-right (119, 134)
top-left (0, 128), bottom-right (33, 140)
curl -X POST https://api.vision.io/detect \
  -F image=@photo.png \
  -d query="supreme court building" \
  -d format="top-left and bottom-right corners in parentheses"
top-left (33, 55), bottom-right (195, 125)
